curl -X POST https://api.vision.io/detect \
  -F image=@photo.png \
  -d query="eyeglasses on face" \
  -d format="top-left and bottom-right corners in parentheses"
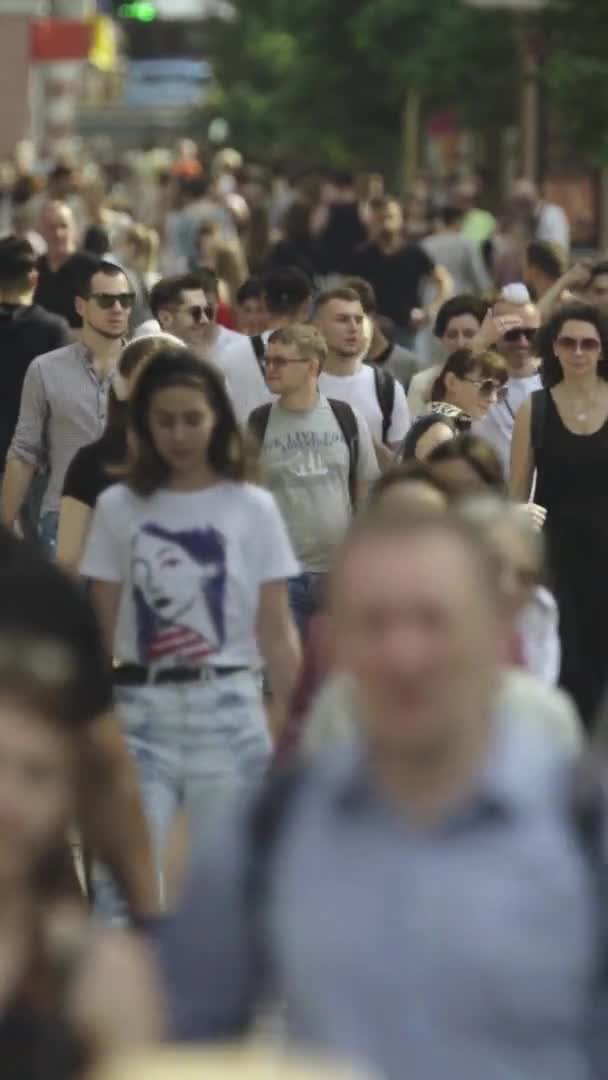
top-left (463, 377), bottom-right (508, 401)
top-left (556, 335), bottom-right (601, 352)
top-left (502, 327), bottom-right (536, 343)
top-left (90, 292), bottom-right (135, 310)
top-left (264, 354), bottom-right (311, 370)
top-left (178, 304), bottom-right (215, 323)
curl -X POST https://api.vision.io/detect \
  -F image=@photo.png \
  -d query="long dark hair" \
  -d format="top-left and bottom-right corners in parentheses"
top-left (432, 348), bottom-right (507, 401)
top-left (127, 347), bottom-right (247, 495)
top-left (537, 302), bottom-right (608, 387)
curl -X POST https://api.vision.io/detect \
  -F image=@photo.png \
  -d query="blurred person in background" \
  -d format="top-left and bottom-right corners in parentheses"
top-left (234, 277), bottom-right (268, 337)
top-left (427, 432), bottom-right (506, 497)
top-left (265, 198), bottom-right (320, 282)
top-left (2, 259), bottom-right (132, 551)
top-left (57, 334), bottom-right (183, 572)
top-left (523, 240), bottom-right (567, 304)
top-left (402, 347), bottom-right (507, 461)
top-left (473, 286), bottom-right (542, 476)
top-left (249, 324), bottom-right (378, 637)
top-left (315, 287), bottom-right (409, 463)
top-left (312, 171), bottom-right (367, 275)
top-left (344, 276), bottom-right (418, 390)
top-left (585, 260), bottom-right (608, 316)
top-left (423, 204), bottom-right (492, 295)
top-left (511, 302), bottom-right (608, 728)
top-left (349, 196), bottom-right (452, 347)
top-left (510, 177), bottom-right (570, 254)
top-left (81, 348), bottom-right (301, 904)
top-left (222, 266), bottom-right (313, 424)
top-left (34, 201), bottom-right (97, 330)
top-left (454, 174), bottom-right (496, 249)
top-left (407, 295), bottom-right (492, 418)
top-left (0, 633), bottom-right (163, 1077)
top-left (191, 220), bottom-right (248, 306)
top-left (162, 508), bottom-right (594, 1078)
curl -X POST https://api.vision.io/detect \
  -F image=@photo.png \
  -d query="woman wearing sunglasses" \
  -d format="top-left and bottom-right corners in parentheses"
top-left (401, 347), bottom-right (508, 460)
top-left (511, 302), bottom-right (608, 728)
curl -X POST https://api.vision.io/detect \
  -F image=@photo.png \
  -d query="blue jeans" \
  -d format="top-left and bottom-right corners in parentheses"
top-left (288, 572), bottom-right (326, 640)
top-left (38, 510), bottom-right (59, 553)
top-left (94, 670), bottom-right (271, 923)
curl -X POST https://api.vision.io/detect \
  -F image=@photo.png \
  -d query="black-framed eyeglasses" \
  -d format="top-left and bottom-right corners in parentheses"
top-left (264, 354), bottom-right (311, 370)
top-left (502, 326), bottom-right (536, 343)
top-left (90, 292), bottom-right (135, 310)
top-left (463, 377), bottom-right (508, 401)
top-left (179, 303), bottom-right (215, 323)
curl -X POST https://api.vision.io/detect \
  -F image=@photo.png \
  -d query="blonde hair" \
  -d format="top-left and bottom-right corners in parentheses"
top-left (268, 323), bottom-right (328, 368)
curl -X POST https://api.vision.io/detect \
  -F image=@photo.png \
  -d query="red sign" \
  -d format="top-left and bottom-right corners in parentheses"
top-left (30, 19), bottom-right (92, 62)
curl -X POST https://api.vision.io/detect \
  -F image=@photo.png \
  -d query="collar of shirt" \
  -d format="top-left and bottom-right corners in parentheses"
top-left (76, 340), bottom-right (120, 385)
top-left (331, 704), bottom-right (543, 830)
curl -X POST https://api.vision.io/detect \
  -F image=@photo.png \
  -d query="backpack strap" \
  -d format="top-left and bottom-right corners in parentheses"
top-left (248, 403), bottom-right (272, 445)
top-left (530, 389), bottom-right (547, 458)
top-left (327, 398), bottom-right (359, 510)
top-left (251, 335), bottom-right (266, 376)
top-left (372, 365), bottom-right (396, 444)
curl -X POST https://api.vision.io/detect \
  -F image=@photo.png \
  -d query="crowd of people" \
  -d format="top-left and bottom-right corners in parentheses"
top-left (0, 140), bottom-right (606, 1078)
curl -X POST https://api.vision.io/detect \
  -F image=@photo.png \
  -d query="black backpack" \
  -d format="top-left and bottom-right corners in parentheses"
top-left (251, 334), bottom-right (266, 374)
top-left (249, 399), bottom-right (360, 510)
top-left (372, 365), bottom-right (396, 445)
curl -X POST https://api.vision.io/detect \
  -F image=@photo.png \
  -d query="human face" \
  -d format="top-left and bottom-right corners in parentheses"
top-left (40, 203), bottom-right (75, 262)
top-left (444, 367), bottom-right (505, 420)
top-left (441, 313), bottom-right (480, 353)
top-left (237, 296), bottom-right (268, 336)
top-left (495, 302), bottom-right (540, 374)
top-left (332, 531), bottom-right (504, 760)
top-left (316, 299), bottom-right (365, 358)
top-left (379, 200), bottom-right (403, 241)
top-left (264, 341), bottom-right (316, 397)
top-left (587, 274), bottom-right (608, 315)
top-left (0, 700), bottom-right (74, 887)
top-left (160, 288), bottom-right (214, 352)
top-left (77, 271), bottom-right (132, 340)
top-left (148, 384), bottom-right (217, 477)
top-left (553, 319), bottom-right (602, 379)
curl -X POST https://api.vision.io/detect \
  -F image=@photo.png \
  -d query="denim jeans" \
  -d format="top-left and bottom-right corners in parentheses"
top-left (38, 510), bottom-right (59, 553)
top-left (94, 669), bottom-right (271, 923)
top-left (288, 572), bottom-right (327, 641)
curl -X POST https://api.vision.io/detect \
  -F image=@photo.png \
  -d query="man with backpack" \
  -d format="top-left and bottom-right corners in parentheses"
top-left (222, 267), bottom-right (313, 424)
top-left (162, 507), bottom-right (606, 1078)
top-left (249, 323), bottom-right (378, 637)
top-left (315, 288), bottom-right (410, 468)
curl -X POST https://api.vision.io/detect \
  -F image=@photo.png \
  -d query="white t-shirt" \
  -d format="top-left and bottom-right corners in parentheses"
top-left (473, 373), bottom-right (542, 477)
top-left (318, 364), bottom-right (410, 445)
top-left (132, 321), bottom-right (242, 368)
top-left (80, 481), bottom-right (299, 668)
top-left (408, 365), bottom-right (439, 419)
top-left (222, 330), bottom-right (275, 425)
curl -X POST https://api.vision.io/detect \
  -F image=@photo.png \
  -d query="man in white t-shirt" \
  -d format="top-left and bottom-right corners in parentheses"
top-left (473, 290), bottom-right (542, 477)
top-left (221, 267), bottom-right (313, 424)
top-left (137, 271), bottom-right (241, 366)
top-left (314, 287), bottom-right (410, 463)
top-left (248, 324), bottom-right (379, 637)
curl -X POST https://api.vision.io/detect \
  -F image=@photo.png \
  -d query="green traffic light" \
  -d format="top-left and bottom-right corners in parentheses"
top-left (117, 1), bottom-right (157, 21)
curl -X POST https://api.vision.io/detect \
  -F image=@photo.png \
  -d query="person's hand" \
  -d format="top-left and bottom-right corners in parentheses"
top-left (472, 309), bottom-right (523, 352)
top-left (519, 502), bottom-right (547, 531)
top-left (410, 307), bottom-right (429, 329)
top-left (562, 261), bottom-right (593, 292)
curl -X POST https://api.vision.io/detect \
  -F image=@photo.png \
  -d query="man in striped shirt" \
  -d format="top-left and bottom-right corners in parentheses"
top-left (1, 258), bottom-right (133, 550)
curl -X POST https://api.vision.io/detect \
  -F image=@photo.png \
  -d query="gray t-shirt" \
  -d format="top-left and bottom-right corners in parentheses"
top-left (260, 395), bottom-right (379, 572)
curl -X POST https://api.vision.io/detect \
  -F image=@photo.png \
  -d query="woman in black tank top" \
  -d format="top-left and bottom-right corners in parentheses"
top-left (511, 303), bottom-right (608, 727)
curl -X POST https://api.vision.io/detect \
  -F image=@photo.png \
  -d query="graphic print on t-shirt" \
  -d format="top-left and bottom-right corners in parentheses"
top-left (131, 522), bottom-right (227, 664)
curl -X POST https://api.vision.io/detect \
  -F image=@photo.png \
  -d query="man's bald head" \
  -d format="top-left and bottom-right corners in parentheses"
top-left (493, 298), bottom-right (540, 376)
top-left (39, 201), bottom-right (76, 265)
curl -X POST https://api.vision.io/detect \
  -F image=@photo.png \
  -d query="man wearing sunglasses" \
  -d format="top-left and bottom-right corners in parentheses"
top-left (473, 286), bottom-right (541, 477)
top-left (1, 259), bottom-right (132, 551)
top-left (143, 271), bottom-right (240, 366)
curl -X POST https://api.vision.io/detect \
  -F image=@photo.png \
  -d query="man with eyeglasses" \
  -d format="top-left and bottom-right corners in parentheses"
top-left (141, 271), bottom-right (240, 366)
top-left (473, 285), bottom-right (542, 477)
top-left (1, 259), bottom-right (132, 551)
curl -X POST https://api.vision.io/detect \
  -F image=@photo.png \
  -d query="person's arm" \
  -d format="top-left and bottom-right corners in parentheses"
top-left (90, 579), bottom-right (122, 657)
top-left (386, 380), bottom-right (411, 451)
top-left (537, 262), bottom-right (592, 320)
top-left (56, 497), bottom-right (93, 573)
top-left (510, 395), bottom-right (535, 502)
top-left (425, 264), bottom-right (453, 321)
top-left (1, 360), bottom-right (47, 528)
top-left (257, 581), bottom-right (301, 739)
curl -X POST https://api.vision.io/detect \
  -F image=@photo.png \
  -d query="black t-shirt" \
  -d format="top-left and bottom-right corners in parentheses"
top-left (0, 528), bottom-right (112, 723)
top-left (0, 304), bottom-right (70, 471)
top-left (34, 251), bottom-right (99, 328)
top-left (319, 203), bottom-right (368, 274)
top-left (62, 430), bottom-right (125, 510)
top-left (349, 242), bottom-right (435, 329)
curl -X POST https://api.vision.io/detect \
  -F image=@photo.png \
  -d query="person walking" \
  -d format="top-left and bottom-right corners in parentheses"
top-left (511, 302), bottom-right (608, 728)
top-left (81, 346), bottom-right (301, 899)
top-left (1, 258), bottom-right (132, 551)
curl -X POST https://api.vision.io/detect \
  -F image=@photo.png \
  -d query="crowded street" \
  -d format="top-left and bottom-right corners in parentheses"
top-left (0, 0), bottom-right (607, 1077)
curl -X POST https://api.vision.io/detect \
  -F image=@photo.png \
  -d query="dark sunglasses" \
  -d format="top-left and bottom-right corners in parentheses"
top-left (556, 335), bottom-right (601, 352)
top-left (463, 377), bottom-right (508, 401)
top-left (264, 354), bottom-right (311, 370)
top-left (90, 292), bottom-right (135, 310)
top-left (502, 327), bottom-right (536, 343)
top-left (183, 304), bottom-right (215, 323)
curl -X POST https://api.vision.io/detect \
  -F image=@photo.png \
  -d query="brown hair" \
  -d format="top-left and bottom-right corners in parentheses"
top-left (432, 348), bottom-right (507, 401)
top-left (314, 286), bottom-right (363, 314)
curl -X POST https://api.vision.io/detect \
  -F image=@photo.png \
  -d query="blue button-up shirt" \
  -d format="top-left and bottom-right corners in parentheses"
top-left (162, 712), bottom-right (603, 1080)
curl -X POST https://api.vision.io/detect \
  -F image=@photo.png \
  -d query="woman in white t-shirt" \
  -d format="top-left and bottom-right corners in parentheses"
top-left (81, 347), bottom-right (301, 895)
